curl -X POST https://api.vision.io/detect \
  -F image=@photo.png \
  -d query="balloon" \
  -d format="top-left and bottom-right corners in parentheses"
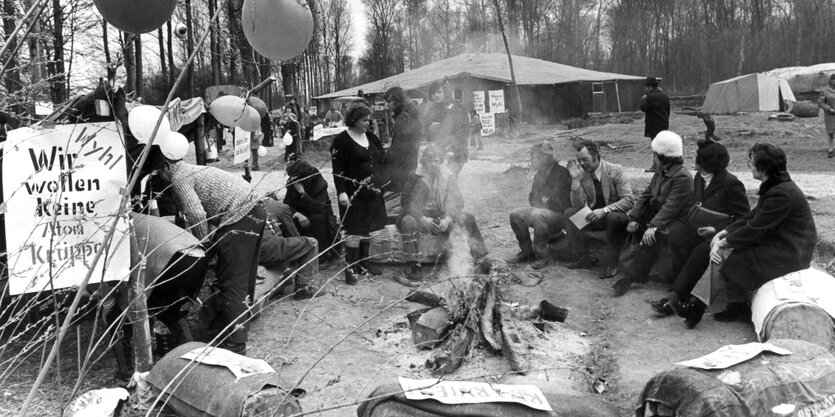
top-left (128, 105), bottom-right (170, 144)
top-left (257, 146), bottom-right (267, 157)
top-left (238, 106), bottom-right (262, 132)
top-left (246, 96), bottom-right (268, 119)
top-left (242, 0), bottom-right (314, 61)
top-left (282, 131), bottom-right (294, 146)
top-left (93, 0), bottom-right (177, 34)
top-left (160, 131), bottom-right (189, 160)
top-left (209, 96), bottom-right (248, 127)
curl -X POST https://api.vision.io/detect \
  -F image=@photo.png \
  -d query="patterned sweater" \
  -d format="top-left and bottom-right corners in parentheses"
top-left (168, 162), bottom-right (258, 240)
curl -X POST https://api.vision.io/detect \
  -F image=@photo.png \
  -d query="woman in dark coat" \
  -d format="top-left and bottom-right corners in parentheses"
top-left (382, 86), bottom-right (422, 193)
top-left (679, 143), bottom-right (817, 327)
top-left (284, 157), bottom-right (339, 263)
top-left (330, 103), bottom-right (388, 284)
top-left (650, 141), bottom-right (750, 323)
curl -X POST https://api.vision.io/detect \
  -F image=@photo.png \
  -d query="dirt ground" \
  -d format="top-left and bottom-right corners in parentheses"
top-left (5, 110), bottom-right (835, 416)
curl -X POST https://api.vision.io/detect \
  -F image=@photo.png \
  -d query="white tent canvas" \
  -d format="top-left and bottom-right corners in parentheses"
top-left (702, 73), bottom-right (796, 114)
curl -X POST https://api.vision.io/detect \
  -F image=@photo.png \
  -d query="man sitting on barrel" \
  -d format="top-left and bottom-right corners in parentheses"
top-left (508, 141), bottom-right (571, 269)
top-left (397, 145), bottom-right (488, 286)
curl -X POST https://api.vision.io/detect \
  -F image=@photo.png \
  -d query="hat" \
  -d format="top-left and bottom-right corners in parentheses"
top-left (531, 141), bottom-right (554, 155)
top-left (645, 77), bottom-right (659, 87)
top-left (651, 131), bottom-right (683, 157)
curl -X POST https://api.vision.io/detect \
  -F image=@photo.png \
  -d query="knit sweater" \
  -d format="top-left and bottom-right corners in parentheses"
top-left (168, 162), bottom-right (258, 240)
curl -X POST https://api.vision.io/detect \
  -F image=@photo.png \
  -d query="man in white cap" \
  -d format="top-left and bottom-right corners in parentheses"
top-left (613, 130), bottom-right (693, 297)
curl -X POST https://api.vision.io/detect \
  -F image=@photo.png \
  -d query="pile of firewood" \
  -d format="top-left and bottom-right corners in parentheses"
top-left (405, 275), bottom-right (534, 375)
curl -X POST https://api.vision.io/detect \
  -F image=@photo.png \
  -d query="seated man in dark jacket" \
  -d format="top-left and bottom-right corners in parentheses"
top-left (283, 156), bottom-right (339, 263)
top-left (259, 198), bottom-right (320, 300)
top-left (509, 141), bottom-right (571, 269)
top-left (398, 145), bottom-right (488, 284)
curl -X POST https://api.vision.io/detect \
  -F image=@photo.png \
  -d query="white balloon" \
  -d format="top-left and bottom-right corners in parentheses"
top-left (161, 131), bottom-right (189, 160)
top-left (128, 105), bottom-right (170, 144)
top-left (282, 131), bottom-right (293, 146)
top-left (242, 0), bottom-right (314, 61)
top-left (257, 146), bottom-right (267, 157)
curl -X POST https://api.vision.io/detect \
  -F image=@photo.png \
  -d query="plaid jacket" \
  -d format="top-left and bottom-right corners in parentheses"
top-left (569, 159), bottom-right (634, 214)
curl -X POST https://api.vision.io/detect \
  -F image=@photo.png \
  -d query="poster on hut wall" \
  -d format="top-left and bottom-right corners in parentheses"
top-left (3, 123), bottom-right (130, 295)
top-left (480, 113), bottom-right (496, 136)
top-left (473, 91), bottom-right (486, 114)
top-left (233, 127), bottom-right (250, 166)
top-left (488, 90), bottom-right (505, 113)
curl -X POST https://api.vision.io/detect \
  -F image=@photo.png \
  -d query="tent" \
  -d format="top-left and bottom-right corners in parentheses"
top-left (702, 73), bottom-right (796, 114)
top-left (765, 63), bottom-right (835, 95)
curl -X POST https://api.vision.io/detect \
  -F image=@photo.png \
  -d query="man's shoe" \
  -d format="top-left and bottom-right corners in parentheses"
top-left (220, 341), bottom-right (246, 356)
top-left (612, 276), bottom-right (632, 297)
top-left (713, 302), bottom-right (750, 323)
top-left (393, 274), bottom-right (418, 287)
top-left (649, 298), bottom-right (674, 316)
top-left (293, 286), bottom-right (324, 300)
top-left (600, 266), bottom-right (619, 280)
top-left (510, 251), bottom-right (535, 264)
top-left (566, 257), bottom-right (595, 270)
top-left (680, 297), bottom-right (707, 329)
top-left (531, 258), bottom-right (549, 270)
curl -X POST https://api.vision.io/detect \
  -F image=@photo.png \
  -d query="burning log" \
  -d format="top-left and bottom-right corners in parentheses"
top-left (498, 303), bottom-right (530, 373)
top-left (406, 291), bottom-right (443, 308)
top-left (480, 280), bottom-right (501, 351)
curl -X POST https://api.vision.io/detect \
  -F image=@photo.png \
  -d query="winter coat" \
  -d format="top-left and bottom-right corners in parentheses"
top-left (692, 170), bottom-right (750, 230)
top-left (384, 102), bottom-right (422, 192)
top-left (721, 173), bottom-right (817, 291)
top-left (330, 130), bottom-right (388, 234)
top-left (640, 88), bottom-right (670, 139)
top-left (529, 162), bottom-right (572, 213)
top-left (629, 162), bottom-right (693, 231)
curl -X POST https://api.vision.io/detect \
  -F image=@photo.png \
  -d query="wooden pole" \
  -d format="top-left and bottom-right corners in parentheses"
top-left (492, 0), bottom-right (523, 126)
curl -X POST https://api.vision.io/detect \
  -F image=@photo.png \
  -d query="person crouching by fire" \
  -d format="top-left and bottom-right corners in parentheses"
top-left (396, 145), bottom-right (488, 286)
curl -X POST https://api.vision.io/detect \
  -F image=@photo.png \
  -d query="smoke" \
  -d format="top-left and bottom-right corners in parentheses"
top-left (446, 224), bottom-right (474, 279)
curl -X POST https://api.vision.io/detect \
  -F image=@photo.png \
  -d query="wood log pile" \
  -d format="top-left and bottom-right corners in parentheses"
top-left (406, 274), bottom-right (567, 375)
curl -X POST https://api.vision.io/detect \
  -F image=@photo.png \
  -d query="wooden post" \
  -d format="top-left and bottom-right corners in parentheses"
top-left (129, 227), bottom-right (153, 373)
top-left (491, 0), bottom-right (523, 125)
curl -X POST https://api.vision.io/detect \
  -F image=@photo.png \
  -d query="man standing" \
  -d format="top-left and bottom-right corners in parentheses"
top-left (509, 141), bottom-right (571, 269)
top-left (564, 140), bottom-right (634, 279)
top-left (424, 81), bottom-right (469, 175)
top-left (640, 77), bottom-right (670, 172)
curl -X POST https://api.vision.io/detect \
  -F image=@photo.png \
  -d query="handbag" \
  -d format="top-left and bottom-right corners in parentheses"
top-left (687, 203), bottom-right (731, 229)
top-left (617, 233), bottom-right (642, 272)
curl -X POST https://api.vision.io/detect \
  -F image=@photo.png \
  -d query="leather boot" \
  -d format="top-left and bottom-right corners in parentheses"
top-left (359, 240), bottom-right (382, 275)
top-left (112, 326), bottom-right (134, 384)
top-left (344, 246), bottom-right (360, 285)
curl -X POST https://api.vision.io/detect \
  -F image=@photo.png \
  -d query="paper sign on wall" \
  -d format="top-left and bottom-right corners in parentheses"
top-left (480, 112), bottom-right (495, 136)
top-left (233, 127), bottom-right (251, 166)
top-left (473, 91), bottom-right (485, 114)
top-left (3, 123), bottom-right (130, 295)
top-left (488, 90), bottom-right (505, 113)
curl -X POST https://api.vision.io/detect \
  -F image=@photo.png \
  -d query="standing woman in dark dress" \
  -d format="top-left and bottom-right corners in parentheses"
top-left (331, 104), bottom-right (388, 284)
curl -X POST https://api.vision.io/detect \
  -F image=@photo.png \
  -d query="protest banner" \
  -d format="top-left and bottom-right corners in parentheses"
top-left (473, 91), bottom-right (485, 114)
top-left (488, 90), bottom-right (505, 114)
top-left (3, 123), bottom-right (130, 295)
top-left (233, 127), bottom-right (250, 166)
top-left (480, 112), bottom-right (496, 136)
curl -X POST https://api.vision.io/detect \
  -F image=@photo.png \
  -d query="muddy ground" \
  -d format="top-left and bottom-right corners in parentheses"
top-left (4, 110), bottom-right (835, 416)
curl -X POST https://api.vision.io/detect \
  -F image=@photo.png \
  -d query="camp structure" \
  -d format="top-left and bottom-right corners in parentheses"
top-left (765, 63), bottom-right (835, 100)
top-left (315, 53), bottom-right (645, 124)
top-left (701, 73), bottom-right (796, 114)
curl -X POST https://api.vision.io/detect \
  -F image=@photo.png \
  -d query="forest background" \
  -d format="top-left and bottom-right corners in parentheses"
top-left (3, 0), bottom-right (835, 115)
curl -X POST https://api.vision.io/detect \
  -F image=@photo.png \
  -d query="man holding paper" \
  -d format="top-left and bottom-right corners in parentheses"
top-left (564, 140), bottom-right (634, 279)
top-left (508, 141), bottom-right (571, 269)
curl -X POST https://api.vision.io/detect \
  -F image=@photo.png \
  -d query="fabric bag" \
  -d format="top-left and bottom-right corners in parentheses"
top-left (617, 233), bottom-right (642, 272)
top-left (687, 203), bottom-right (731, 229)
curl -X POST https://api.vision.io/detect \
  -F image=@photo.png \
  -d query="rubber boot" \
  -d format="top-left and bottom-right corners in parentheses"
top-left (359, 240), bottom-right (382, 276)
top-left (112, 326), bottom-right (134, 384)
top-left (344, 246), bottom-right (360, 285)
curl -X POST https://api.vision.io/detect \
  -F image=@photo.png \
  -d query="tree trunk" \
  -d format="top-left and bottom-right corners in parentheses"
top-left (49, 0), bottom-right (66, 103)
top-left (208, 0), bottom-right (221, 86)
top-left (2, 0), bottom-right (23, 109)
top-left (134, 34), bottom-right (143, 98)
top-left (102, 18), bottom-right (111, 65)
top-left (123, 33), bottom-right (136, 94)
top-left (158, 27), bottom-right (168, 91)
top-left (185, 0), bottom-right (195, 98)
top-left (491, 0), bottom-right (523, 124)
top-left (167, 21), bottom-right (175, 89)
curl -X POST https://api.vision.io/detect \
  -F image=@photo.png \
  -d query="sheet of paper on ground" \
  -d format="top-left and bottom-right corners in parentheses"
top-left (398, 377), bottom-right (552, 412)
top-left (676, 342), bottom-right (792, 370)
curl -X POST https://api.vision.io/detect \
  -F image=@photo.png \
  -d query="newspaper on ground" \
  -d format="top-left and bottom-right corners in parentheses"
top-left (398, 377), bottom-right (552, 412)
top-left (181, 346), bottom-right (275, 380)
top-left (676, 342), bottom-right (792, 370)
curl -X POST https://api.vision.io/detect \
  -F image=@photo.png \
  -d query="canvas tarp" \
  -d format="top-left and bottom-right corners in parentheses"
top-left (702, 73), bottom-right (796, 114)
top-left (765, 63), bottom-right (835, 95)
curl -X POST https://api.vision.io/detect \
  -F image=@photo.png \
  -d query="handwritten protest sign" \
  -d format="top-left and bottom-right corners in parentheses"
top-left (480, 112), bottom-right (496, 136)
top-left (473, 91), bottom-right (485, 114)
top-left (3, 123), bottom-right (130, 295)
top-left (488, 90), bottom-right (505, 113)
top-left (233, 127), bottom-right (250, 166)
